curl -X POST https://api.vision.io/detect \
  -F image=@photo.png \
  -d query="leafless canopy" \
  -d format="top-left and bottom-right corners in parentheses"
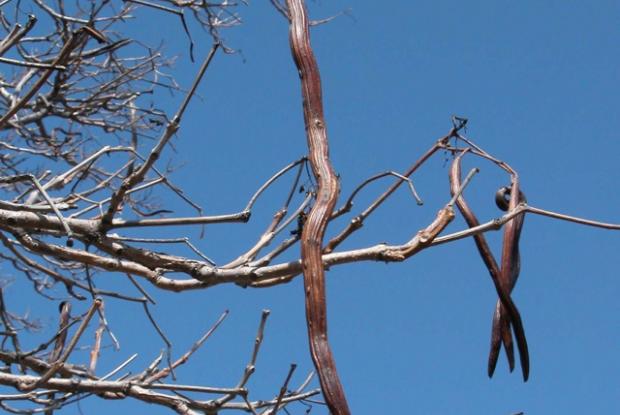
top-left (0, 1), bottom-right (618, 414)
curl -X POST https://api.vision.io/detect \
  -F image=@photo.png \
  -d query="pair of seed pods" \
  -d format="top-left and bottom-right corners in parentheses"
top-left (450, 152), bottom-right (529, 381)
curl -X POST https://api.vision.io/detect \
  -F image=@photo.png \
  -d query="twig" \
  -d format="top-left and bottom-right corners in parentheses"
top-left (333, 170), bottom-right (424, 219)
top-left (525, 205), bottom-right (620, 229)
top-left (109, 236), bottom-right (215, 266)
top-left (141, 303), bottom-right (174, 379)
top-left (0, 57), bottom-right (66, 70)
top-left (100, 44), bottom-right (220, 229)
top-left (325, 137), bottom-right (449, 254)
top-left (108, 212), bottom-right (250, 228)
top-left (89, 319), bottom-right (104, 373)
top-left (243, 157), bottom-right (307, 213)
top-left (0, 288), bottom-right (24, 371)
top-left (270, 364), bottom-right (297, 414)
top-left (0, 14), bottom-right (37, 56)
top-left (99, 354), bottom-right (138, 381)
top-left (123, 0), bottom-right (195, 61)
top-left (126, 273), bottom-right (156, 304)
top-left (0, 28), bottom-right (89, 129)
top-left (213, 310), bottom-right (270, 407)
top-left (1, 174), bottom-right (74, 245)
top-left (19, 298), bottom-right (102, 391)
top-left (224, 193), bottom-right (312, 269)
top-left (144, 310), bottom-right (229, 384)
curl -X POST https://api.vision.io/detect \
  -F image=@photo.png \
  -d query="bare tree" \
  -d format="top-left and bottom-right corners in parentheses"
top-left (0, 1), bottom-right (617, 414)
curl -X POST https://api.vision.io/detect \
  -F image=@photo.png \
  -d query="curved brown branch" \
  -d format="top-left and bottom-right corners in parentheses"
top-left (285, 0), bottom-right (350, 413)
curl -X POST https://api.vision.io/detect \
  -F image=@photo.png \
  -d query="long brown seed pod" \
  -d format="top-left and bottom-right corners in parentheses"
top-left (486, 185), bottom-right (527, 378)
top-left (285, 1), bottom-right (351, 414)
top-left (448, 152), bottom-right (513, 372)
top-left (495, 180), bottom-right (529, 381)
top-left (449, 152), bottom-right (530, 381)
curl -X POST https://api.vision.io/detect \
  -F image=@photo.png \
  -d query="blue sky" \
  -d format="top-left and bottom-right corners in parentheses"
top-left (8, 1), bottom-right (620, 414)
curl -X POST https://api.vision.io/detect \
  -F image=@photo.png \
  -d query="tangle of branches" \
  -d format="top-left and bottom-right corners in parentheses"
top-left (0, 1), bottom-right (617, 414)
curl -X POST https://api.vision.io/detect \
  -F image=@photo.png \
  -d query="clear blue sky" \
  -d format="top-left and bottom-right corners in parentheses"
top-left (12, 1), bottom-right (620, 414)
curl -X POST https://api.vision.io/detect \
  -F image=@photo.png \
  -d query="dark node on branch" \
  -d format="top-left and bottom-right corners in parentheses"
top-left (290, 211), bottom-right (307, 236)
top-left (85, 233), bottom-right (98, 244)
top-left (451, 115), bottom-right (468, 133)
top-left (241, 211), bottom-right (251, 222)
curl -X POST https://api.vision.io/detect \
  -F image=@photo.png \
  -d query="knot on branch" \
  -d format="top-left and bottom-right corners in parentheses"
top-left (350, 216), bottom-right (363, 229)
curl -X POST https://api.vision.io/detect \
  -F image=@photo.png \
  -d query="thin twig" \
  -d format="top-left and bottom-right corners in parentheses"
top-left (0, 14), bottom-right (37, 56)
top-left (20, 298), bottom-right (102, 391)
top-left (144, 310), bottom-right (229, 384)
top-left (270, 364), bottom-right (297, 414)
top-left (1, 174), bottom-right (74, 245)
top-left (100, 44), bottom-right (220, 228)
top-left (213, 310), bottom-right (270, 407)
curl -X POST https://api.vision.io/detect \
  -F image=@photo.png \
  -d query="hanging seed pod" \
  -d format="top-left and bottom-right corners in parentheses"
top-left (449, 152), bottom-right (529, 381)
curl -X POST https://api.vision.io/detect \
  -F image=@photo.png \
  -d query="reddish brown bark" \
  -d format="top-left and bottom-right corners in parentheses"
top-left (286, 0), bottom-right (351, 413)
